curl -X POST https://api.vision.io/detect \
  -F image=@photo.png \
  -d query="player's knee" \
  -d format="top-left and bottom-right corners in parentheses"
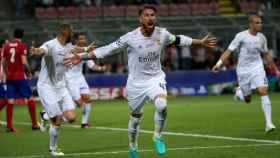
top-left (66, 115), bottom-right (76, 123)
top-left (258, 88), bottom-right (268, 96)
top-left (154, 97), bottom-right (167, 112)
top-left (7, 99), bottom-right (14, 105)
top-left (64, 111), bottom-right (76, 123)
top-left (81, 94), bottom-right (91, 103)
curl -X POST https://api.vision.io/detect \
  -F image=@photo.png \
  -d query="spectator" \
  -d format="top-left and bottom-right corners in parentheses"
top-left (179, 46), bottom-right (192, 70)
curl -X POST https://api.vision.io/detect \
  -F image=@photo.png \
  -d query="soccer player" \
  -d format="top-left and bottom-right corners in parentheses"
top-left (30, 24), bottom-right (77, 156)
top-left (65, 5), bottom-right (216, 158)
top-left (65, 33), bottom-right (105, 129)
top-left (0, 39), bottom-right (6, 111)
top-left (212, 15), bottom-right (280, 133)
top-left (2, 28), bottom-right (39, 132)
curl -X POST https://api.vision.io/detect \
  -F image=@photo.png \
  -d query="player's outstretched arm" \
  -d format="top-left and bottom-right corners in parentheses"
top-left (192, 33), bottom-right (217, 48)
top-left (264, 52), bottom-right (280, 77)
top-left (212, 50), bottom-right (232, 73)
top-left (30, 47), bottom-right (45, 56)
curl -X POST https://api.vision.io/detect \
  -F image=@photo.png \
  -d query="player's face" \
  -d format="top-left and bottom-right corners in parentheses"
top-left (139, 9), bottom-right (156, 33)
top-left (64, 27), bottom-right (73, 43)
top-left (250, 17), bottom-right (262, 32)
top-left (76, 35), bottom-right (87, 47)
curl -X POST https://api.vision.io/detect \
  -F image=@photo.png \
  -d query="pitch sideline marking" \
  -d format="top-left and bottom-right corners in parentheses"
top-left (2, 121), bottom-right (280, 144)
top-left (2, 143), bottom-right (279, 158)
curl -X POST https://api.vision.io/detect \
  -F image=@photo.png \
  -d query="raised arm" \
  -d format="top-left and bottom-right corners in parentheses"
top-left (86, 60), bottom-right (106, 71)
top-left (65, 34), bottom-right (129, 66)
top-left (191, 33), bottom-right (217, 48)
top-left (212, 33), bottom-right (241, 73)
top-left (212, 50), bottom-right (232, 73)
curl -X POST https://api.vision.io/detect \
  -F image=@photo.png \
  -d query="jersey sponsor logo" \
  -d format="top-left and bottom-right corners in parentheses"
top-left (138, 51), bottom-right (159, 63)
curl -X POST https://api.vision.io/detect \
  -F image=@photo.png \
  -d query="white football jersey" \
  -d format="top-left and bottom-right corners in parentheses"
top-left (228, 30), bottom-right (268, 74)
top-left (65, 59), bottom-right (95, 79)
top-left (38, 38), bottom-right (73, 87)
top-left (94, 27), bottom-right (192, 80)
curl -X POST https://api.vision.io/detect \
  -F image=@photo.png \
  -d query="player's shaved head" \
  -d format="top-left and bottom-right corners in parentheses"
top-left (248, 15), bottom-right (262, 34)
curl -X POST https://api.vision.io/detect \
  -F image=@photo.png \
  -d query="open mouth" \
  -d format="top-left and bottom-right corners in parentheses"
top-left (147, 22), bottom-right (154, 27)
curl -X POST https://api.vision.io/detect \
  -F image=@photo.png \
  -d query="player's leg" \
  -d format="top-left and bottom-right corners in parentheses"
top-left (81, 94), bottom-right (92, 128)
top-left (239, 81), bottom-right (252, 103)
top-left (62, 92), bottom-right (76, 123)
top-left (0, 83), bottom-right (6, 111)
top-left (37, 85), bottom-right (65, 156)
top-left (254, 73), bottom-right (275, 132)
top-left (257, 86), bottom-right (275, 132)
top-left (234, 86), bottom-right (244, 101)
top-left (148, 78), bottom-right (168, 155)
top-left (153, 94), bottom-right (167, 140)
top-left (18, 79), bottom-right (39, 129)
top-left (80, 80), bottom-right (92, 128)
top-left (49, 115), bottom-right (64, 156)
top-left (5, 80), bottom-right (17, 132)
top-left (127, 93), bottom-right (146, 158)
top-left (0, 99), bottom-right (5, 111)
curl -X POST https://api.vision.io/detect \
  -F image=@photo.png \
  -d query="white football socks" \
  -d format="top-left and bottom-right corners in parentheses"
top-left (154, 98), bottom-right (167, 139)
top-left (261, 95), bottom-right (273, 125)
top-left (49, 124), bottom-right (60, 151)
top-left (128, 116), bottom-right (140, 149)
top-left (81, 103), bottom-right (92, 124)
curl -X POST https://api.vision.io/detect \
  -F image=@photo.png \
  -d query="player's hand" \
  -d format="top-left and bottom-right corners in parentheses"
top-left (87, 42), bottom-right (97, 53)
top-left (30, 46), bottom-right (36, 56)
top-left (63, 53), bottom-right (82, 67)
top-left (71, 46), bottom-right (86, 54)
top-left (212, 64), bottom-right (221, 73)
top-left (26, 71), bottom-right (32, 80)
top-left (201, 33), bottom-right (217, 48)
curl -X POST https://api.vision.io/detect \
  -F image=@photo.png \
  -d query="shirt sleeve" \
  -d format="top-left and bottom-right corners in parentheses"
top-left (39, 41), bottom-right (50, 55)
top-left (94, 33), bottom-right (129, 58)
top-left (228, 33), bottom-right (242, 52)
top-left (162, 29), bottom-right (193, 47)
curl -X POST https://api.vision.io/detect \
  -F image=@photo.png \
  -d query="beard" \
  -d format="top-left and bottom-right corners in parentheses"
top-left (65, 36), bottom-right (71, 44)
top-left (142, 23), bottom-right (155, 35)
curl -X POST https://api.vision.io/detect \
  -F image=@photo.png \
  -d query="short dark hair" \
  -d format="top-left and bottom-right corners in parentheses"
top-left (58, 23), bottom-right (72, 33)
top-left (13, 28), bottom-right (24, 38)
top-left (138, 5), bottom-right (157, 16)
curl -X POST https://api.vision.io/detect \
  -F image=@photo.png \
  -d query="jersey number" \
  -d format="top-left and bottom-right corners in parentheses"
top-left (9, 48), bottom-right (16, 63)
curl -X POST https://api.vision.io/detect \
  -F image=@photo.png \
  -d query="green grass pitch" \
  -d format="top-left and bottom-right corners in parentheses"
top-left (0, 94), bottom-right (280, 158)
